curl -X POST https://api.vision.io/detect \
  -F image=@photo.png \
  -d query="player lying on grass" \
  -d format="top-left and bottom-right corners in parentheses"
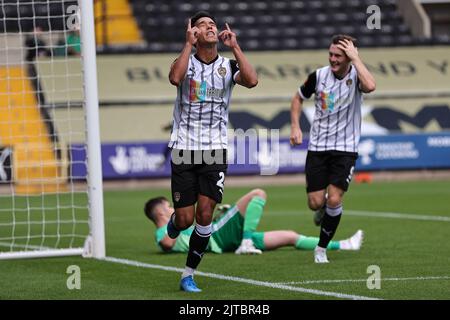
top-left (144, 188), bottom-right (363, 255)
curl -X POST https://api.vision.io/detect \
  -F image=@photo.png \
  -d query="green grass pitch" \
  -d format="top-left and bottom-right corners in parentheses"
top-left (0, 180), bottom-right (449, 300)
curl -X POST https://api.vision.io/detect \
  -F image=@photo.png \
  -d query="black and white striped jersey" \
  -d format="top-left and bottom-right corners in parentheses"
top-left (299, 65), bottom-right (363, 153)
top-left (169, 54), bottom-right (240, 150)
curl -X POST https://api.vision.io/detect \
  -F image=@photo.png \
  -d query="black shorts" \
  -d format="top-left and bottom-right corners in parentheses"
top-left (305, 150), bottom-right (358, 193)
top-left (171, 149), bottom-right (227, 208)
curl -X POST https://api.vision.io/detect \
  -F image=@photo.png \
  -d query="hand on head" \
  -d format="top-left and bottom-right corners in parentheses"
top-left (336, 39), bottom-right (359, 61)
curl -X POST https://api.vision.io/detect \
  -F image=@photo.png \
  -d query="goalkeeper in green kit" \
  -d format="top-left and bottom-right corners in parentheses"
top-left (144, 189), bottom-right (363, 255)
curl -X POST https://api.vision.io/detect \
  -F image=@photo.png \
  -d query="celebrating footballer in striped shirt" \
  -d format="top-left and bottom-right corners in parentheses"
top-left (290, 34), bottom-right (376, 264)
top-left (166, 11), bottom-right (258, 292)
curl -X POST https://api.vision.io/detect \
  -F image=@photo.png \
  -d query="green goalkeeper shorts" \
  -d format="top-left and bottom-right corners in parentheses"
top-left (211, 205), bottom-right (244, 252)
top-left (211, 205), bottom-right (265, 252)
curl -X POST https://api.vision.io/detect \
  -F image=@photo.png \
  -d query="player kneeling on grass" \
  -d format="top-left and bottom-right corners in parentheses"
top-left (144, 189), bottom-right (364, 259)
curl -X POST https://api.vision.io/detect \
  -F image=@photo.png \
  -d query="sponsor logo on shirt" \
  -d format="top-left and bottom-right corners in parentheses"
top-left (189, 79), bottom-right (224, 102)
top-left (320, 91), bottom-right (335, 111)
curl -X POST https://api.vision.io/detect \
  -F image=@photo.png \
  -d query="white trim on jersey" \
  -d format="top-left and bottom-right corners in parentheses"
top-left (298, 87), bottom-right (308, 101)
top-left (233, 70), bottom-right (240, 83)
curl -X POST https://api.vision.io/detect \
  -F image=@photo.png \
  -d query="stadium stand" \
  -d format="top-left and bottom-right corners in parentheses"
top-left (421, 0), bottom-right (450, 38)
top-left (0, 0), bottom-right (143, 46)
top-left (0, 0), bottom-right (448, 52)
top-left (0, 66), bottom-right (66, 194)
top-left (0, 0), bottom-right (76, 193)
top-left (94, 0), bottom-right (144, 46)
top-left (0, 0), bottom-right (77, 32)
top-left (121, 0), bottom-right (450, 53)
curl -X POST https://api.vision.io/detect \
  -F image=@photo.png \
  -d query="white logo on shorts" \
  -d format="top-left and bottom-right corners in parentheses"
top-left (346, 166), bottom-right (355, 184)
top-left (216, 172), bottom-right (225, 194)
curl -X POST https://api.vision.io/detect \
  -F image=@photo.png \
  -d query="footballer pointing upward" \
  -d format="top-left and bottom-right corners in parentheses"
top-left (166, 11), bottom-right (258, 292)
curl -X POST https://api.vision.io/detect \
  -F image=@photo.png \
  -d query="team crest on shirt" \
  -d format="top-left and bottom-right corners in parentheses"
top-left (346, 79), bottom-right (353, 86)
top-left (217, 67), bottom-right (227, 77)
top-left (174, 192), bottom-right (181, 202)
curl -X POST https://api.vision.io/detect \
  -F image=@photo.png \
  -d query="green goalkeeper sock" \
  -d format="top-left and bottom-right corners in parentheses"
top-left (242, 196), bottom-right (266, 239)
top-left (295, 235), bottom-right (340, 250)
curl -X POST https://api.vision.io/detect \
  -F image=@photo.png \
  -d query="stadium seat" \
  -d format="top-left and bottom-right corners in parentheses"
top-left (263, 38), bottom-right (281, 50)
top-left (1, 0), bottom-right (77, 32)
top-left (1, 0), bottom-right (440, 52)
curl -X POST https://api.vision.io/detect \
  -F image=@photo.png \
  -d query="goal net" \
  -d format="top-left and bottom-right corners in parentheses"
top-left (0, 0), bottom-right (104, 259)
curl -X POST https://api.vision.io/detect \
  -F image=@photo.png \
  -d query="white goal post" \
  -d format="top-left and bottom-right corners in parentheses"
top-left (0, 0), bottom-right (105, 259)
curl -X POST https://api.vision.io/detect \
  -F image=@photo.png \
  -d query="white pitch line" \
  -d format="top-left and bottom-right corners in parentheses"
top-left (101, 256), bottom-right (380, 300)
top-left (278, 276), bottom-right (450, 285)
top-left (271, 210), bottom-right (450, 222)
top-left (345, 210), bottom-right (450, 222)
